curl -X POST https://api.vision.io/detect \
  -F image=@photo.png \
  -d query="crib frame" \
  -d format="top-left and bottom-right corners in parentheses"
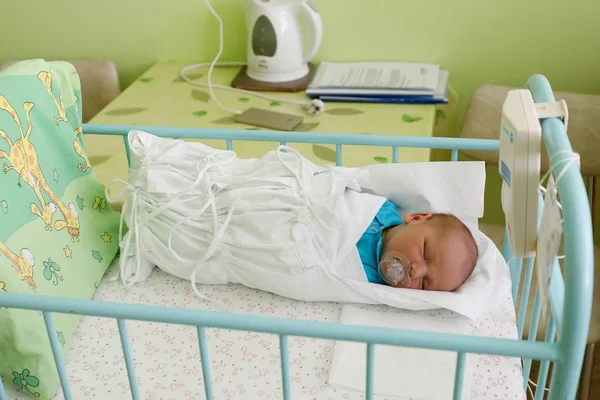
top-left (0, 75), bottom-right (593, 400)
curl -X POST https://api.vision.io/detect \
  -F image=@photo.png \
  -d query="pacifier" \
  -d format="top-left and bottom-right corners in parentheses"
top-left (378, 251), bottom-right (411, 287)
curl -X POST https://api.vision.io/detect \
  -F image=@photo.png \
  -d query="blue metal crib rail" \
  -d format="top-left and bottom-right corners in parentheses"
top-left (0, 74), bottom-right (593, 400)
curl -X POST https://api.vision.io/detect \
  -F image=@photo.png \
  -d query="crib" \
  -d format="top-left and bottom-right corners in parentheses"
top-left (0, 74), bottom-right (593, 400)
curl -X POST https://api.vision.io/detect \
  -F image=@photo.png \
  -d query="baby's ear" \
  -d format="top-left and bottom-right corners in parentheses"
top-left (403, 213), bottom-right (433, 224)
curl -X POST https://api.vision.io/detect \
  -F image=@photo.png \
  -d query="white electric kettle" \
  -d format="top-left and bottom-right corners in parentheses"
top-left (244, 0), bottom-right (323, 83)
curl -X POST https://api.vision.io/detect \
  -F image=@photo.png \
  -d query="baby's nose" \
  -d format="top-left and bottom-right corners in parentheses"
top-left (409, 263), bottom-right (427, 279)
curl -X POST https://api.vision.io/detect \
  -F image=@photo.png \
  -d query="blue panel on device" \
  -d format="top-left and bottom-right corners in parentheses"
top-left (501, 160), bottom-right (512, 187)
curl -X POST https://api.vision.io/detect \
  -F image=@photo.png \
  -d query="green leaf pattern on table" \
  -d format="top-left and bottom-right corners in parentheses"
top-left (325, 108), bottom-right (364, 116)
top-left (312, 144), bottom-right (336, 162)
top-left (173, 72), bottom-right (204, 83)
top-left (402, 114), bottom-right (423, 123)
top-left (269, 101), bottom-right (281, 107)
top-left (104, 107), bottom-right (148, 116)
top-left (245, 127), bottom-right (261, 130)
top-left (435, 108), bottom-right (447, 125)
top-left (211, 116), bottom-right (236, 124)
top-left (88, 155), bottom-right (112, 166)
top-left (238, 97), bottom-right (250, 102)
top-left (139, 77), bottom-right (153, 83)
top-left (295, 122), bottom-right (319, 132)
top-left (191, 89), bottom-right (210, 102)
top-left (192, 111), bottom-right (208, 117)
top-left (373, 156), bottom-right (388, 163)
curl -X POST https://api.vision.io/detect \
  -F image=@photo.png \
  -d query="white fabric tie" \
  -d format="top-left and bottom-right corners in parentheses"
top-left (106, 144), bottom-right (340, 304)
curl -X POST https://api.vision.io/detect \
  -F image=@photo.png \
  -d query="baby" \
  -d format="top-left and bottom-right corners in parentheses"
top-left (357, 200), bottom-right (478, 292)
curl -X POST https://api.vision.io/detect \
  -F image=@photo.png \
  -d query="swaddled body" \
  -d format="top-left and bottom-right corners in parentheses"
top-left (116, 130), bottom-right (360, 288)
top-left (111, 130), bottom-right (510, 321)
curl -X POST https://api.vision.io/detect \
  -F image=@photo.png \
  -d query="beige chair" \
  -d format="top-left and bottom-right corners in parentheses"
top-left (459, 85), bottom-right (600, 399)
top-left (0, 59), bottom-right (121, 123)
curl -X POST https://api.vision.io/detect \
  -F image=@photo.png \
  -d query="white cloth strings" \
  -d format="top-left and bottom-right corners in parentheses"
top-left (105, 149), bottom-right (236, 287)
top-left (275, 146), bottom-right (340, 231)
top-left (539, 150), bottom-right (580, 188)
top-left (106, 144), bottom-right (341, 304)
top-left (538, 150), bottom-right (579, 223)
top-left (188, 145), bottom-right (341, 298)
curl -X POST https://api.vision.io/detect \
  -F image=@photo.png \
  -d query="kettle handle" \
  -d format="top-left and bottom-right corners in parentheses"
top-left (299, 1), bottom-right (323, 63)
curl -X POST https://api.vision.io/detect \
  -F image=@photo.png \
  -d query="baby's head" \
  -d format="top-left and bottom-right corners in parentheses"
top-left (380, 212), bottom-right (478, 292)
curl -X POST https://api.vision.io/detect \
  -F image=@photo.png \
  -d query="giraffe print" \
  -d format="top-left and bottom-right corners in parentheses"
top-left (37, 71), bottom-right (68, 125)
top-left (0, 102), bottom-right (50, 219)
top-left (0, 94), bottom-right (80, 241)
top-left (30, 201), bottom-right (57, 231)
top-left (0, 240), bottom-right (36, 290)
top-left (73, 138), bottom-right (91, 173)
top-left (40, 70), bottom-right (90, 174)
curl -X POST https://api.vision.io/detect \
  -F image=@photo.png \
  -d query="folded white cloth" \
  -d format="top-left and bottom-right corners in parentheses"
top-left (328, 305), bottom-right (473, 399)
top-left (106, 130), bottom-right (512, 320)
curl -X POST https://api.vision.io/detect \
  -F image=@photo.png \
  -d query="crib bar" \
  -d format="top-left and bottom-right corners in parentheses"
top-left (510, 258), bottom-right (524, 307)
top-left (518, 193), bottom-right (545, 336)
top-left (279, 141), bottom-right (286, 147)
top-left (501, 229), bottom-right (522, 307)
top-left (336, 144), bottom-right (342, 166)
top-left (84, 124), bottom-right (500, 151)
top-left (522, 290), bottom-right (542, 389)
top-left (0, 375), bottom-right (6, 400)
top-left (0, 292), bottom-right (560, 361)
top-left (279, 335), bottom-right (291, 400)
top-left (453, 352), bottom-right (466, 400)
top-left (517, 257), bottom-right (535, 338)
top-left (528, 75), bottom-right (594, 399)
top-left (535, 315), bottom-right (557, 400)
top-left (197, 327), bottom-right (214, 400)
top-left (451, 149), bottom-right (458, 161)
top-left (117, 319), bottom-right (140, 400)
top-left (226, 139), bottom-right (233, 150)
top-left (366, 343), bottom-right (375, 400)
top-left (43, 312), bottom-right (73, 400)
top-left (123, 135), bottom-right (131, 167)
top-left (392, 146), bottom-right (399, 163)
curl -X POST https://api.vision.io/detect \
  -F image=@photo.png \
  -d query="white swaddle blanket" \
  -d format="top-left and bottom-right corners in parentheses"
top-left (107, 130), bottom-right (511, 320)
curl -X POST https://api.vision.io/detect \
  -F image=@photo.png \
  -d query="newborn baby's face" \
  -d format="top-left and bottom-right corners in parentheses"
top-left (380, 213), bottom-right (474, 292)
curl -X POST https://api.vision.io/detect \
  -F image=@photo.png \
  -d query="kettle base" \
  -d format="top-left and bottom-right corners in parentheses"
top-left (231, 64), bottom-right (317, 93)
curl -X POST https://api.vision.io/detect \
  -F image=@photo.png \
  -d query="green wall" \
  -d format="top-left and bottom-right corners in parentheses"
top-left (1, 0), bottom-right (599, 227)
top-left (2, 0), bottom-right (599, 119)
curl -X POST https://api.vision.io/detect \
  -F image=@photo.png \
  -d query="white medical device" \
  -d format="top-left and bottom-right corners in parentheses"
top-left (499, 90), bottom-right (542, 258)
top-left (499, 89), bottom-right (569, 258)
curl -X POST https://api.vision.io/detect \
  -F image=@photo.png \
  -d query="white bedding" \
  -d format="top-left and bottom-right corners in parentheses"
top-left (5, 259), bottom-right (526, 400)
top-left (113, 130), bottom-right (510, 321)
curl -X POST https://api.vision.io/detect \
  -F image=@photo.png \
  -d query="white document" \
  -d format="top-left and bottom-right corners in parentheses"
top-left (309, 61), bottom-right (440, 92)
top-left (329, 305), bottom-right (473, 400)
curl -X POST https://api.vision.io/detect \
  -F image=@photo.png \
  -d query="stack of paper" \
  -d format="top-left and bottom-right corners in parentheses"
top-left (306, 61), bottom-right (449, 104)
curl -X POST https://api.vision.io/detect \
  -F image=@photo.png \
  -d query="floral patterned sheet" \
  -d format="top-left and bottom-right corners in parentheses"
top-left (6, 259), bottom-right (526, 400)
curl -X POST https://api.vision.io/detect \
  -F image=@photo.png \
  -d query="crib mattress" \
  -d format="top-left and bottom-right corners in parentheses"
top-left (6, 260), bottom-right (526, 400)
